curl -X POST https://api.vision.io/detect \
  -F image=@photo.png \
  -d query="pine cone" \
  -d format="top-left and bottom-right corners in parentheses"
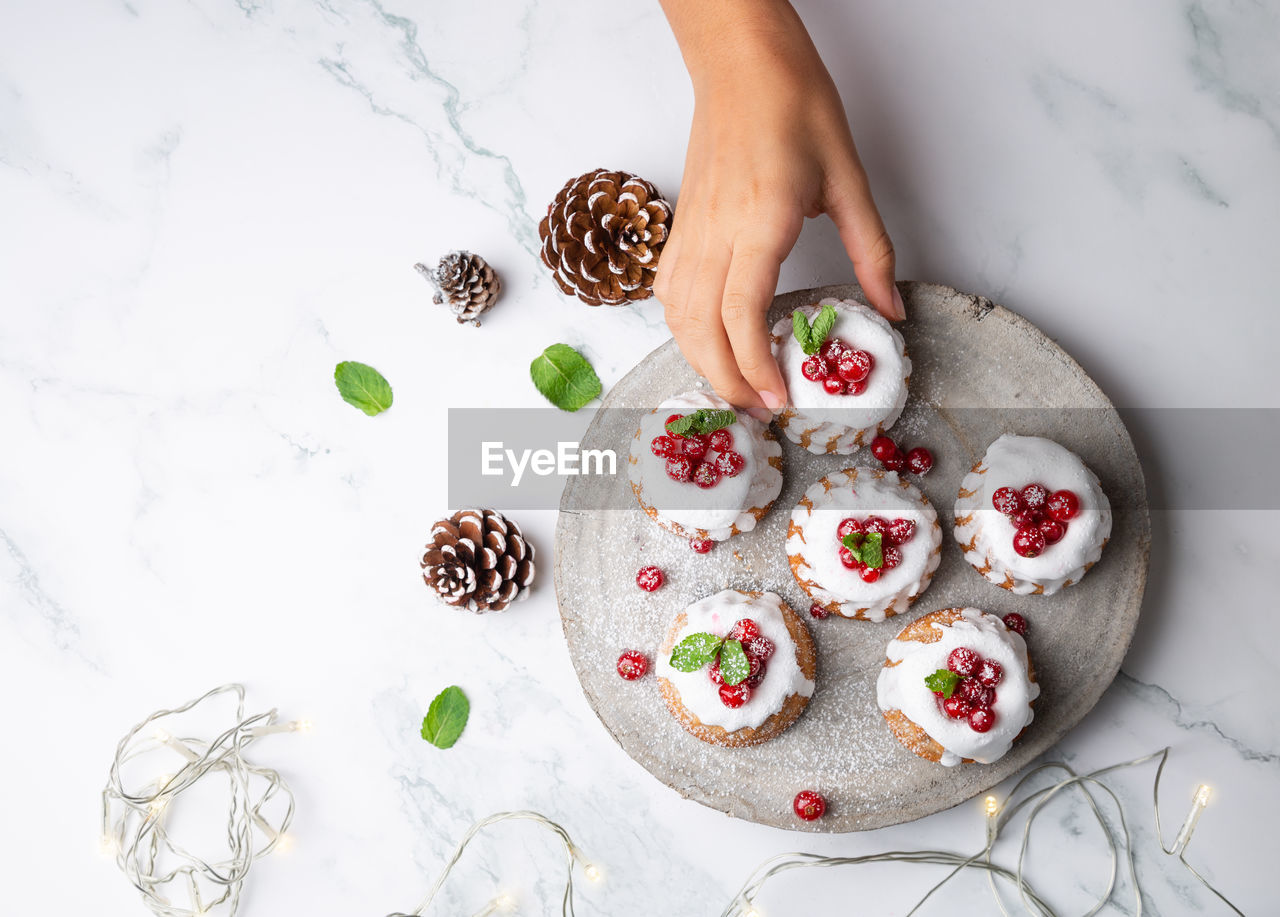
top-left (421, 509), bottom-right (535, 613)
top-left (538, 168), bottom-right (672, 307)
top-left (415, 251), bottom-right (501, 325)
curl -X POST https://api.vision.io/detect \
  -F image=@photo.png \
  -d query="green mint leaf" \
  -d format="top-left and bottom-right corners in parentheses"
top-left (861, 532), bottom-right (884, 569)
top-left (421, 685), bottom-right (470, 749)
top-left (841, 532), bottom-right (865, 554)
top-left (669, 632), bottom-right (724, 672)
top-left (718, 638), bottom-right (750, 686)
top-left (809, 304), bottom-right (838, 353)
top-left (665, 408), bottom-right (737, 437)
top-left (530, 343), bottom-right (602, 412)
top-left (334, 361), bottom-right (393, 416)
top-left (792, 309), bottom-right (814, 353)
top-left (924, 669), bottom-right (962, 699)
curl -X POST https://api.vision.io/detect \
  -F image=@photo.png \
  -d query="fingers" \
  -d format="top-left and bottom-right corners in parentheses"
top-left (825, 156), bottom-right (905, 321)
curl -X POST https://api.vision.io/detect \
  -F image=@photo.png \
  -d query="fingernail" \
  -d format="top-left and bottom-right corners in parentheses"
top-left (759, 390), bottom-right (784, 412)
top-left (746, 407), bottom-right (773, 423)
top-left (891, 286), bottom-right (907, 320)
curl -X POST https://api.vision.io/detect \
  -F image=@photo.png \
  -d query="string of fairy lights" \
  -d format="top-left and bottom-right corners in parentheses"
top-left (102, 686), bottom-right (1245, 917)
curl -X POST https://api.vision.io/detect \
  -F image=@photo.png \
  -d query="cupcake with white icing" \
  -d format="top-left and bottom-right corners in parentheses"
top-left (769, 298), bottom-right (910, 454)
top-left (787, 468), bottom-right (942, 621)
top-left (877, 608), bottom-right (1038, 766)
top-left (629, 390), bottom-right (783, 542)
top-left (954, 434), bottom-right (1112, 596)
top-left (656, 589), bottom-right (816, 748)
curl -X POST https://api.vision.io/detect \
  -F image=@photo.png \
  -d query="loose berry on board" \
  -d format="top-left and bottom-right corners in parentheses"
top-left (1020, 483), bottom-right (1049, 511)
top-left (1047, 489), bottom-right (1080, 521)
top-left (793, 790), bottom-right (827, 821)
top-left (1039, 519), bottom-right (1065, 544)
top-left (715, 450), bottom-right (746, 477)
top-left (709, 429), bottom-right (734, 453)
top-left (882, 449), bottom-right (906, 472)
top-left (871, 435), bottom-right (898, 463)
top-left (858, 566), bottom-right (881, 584)
top-left (616, 651), bottom-right (648, 680)
top-left (887, 517), bottom-right (916, 546)
top-left (692, 462), bottom-right (721, 489)
top-left (635, 566), bottom-right (664, 592)
top-left (837, 517), bottom-right (864, 539)
top-left (801, 356), bottom-right (827, 381)
top-left (947, 647), bottom-right (981, 677)
top-left (689, 538), bottom-right (714, 554)
top-left (943, 694), bottom-right (972, 719)
top-left (1012, 526), bottom-right (1046, 558)
top-left (976, 659), bottom-right (1003, 687)
top-left (968, 708), bottom-right (996, 732)
top-left (729, 619), bottom-right (762, 643)
top-left (992, 487), bottom-right (1022, 515)
top-left (665, 454), bottom-right (694, 482)
top-left (809, 602), bottom-right (830, 619)
top-left (718, 683), bottom-right (751, 708)
top-left (822, 377), bottom-right (845, 395)
top-left (1002, 613), bottom-right (1028, 635)
top-left (906, 447), bottom-right (933, 476)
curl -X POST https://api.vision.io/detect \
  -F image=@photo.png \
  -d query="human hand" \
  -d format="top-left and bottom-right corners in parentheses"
top-left (654, 0), bottom-right (903, 417)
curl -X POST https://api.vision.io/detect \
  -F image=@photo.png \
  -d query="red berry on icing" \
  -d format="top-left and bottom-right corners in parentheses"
top-left (881, 545), bottom-right (902, 570)
top-left (992, 487), bottom-right (1022, 515)
top-left (1047, 489), bottom-right (1080, 521)
top-left (837, 350), bottom-right (873, 382)
top-left (709, 429), bottom-right (734, 453)
top-left (976, 659), bottom-right (1003, 687)
top-left (682, 434), bottom-right (709, 460)
top-left (690, 538), bottom-right (713, 554)
top-left (958, 678), bottom-right (994, 708)
top-left (809, 602), bottom-right (830, 619)
top-left (708, 660), bottom-right (726, 685)
top-left (906, 447), bottom-right (933, 476)
top-left (858, 565), bottom-right (881, 583)
top-left (863, 516), bottom-right (890, 538)
top-left (715, 450), bottom-right (746, 477)
top-left (838, 546), bottom-right (859, 569)
top-left (882, 449), bottom-right (906, 472)
top-left (664, 414), bottom-right (684, 435)
top-left (844, 379), bottom-right (868, 396)
top-left (836, 517), bottom-right (864, 539)
top-left (819, 338), bottom-right (847, 362)
top-left (1012, 526), bottom-right (1046, 557)
top-left (943, 694), bottom-right (972, 719)
top-left (635, 565), bottom-right (664, 592)
top-left (793, 790), bottom-right (826, 821)
top-left (718, 683), bottom-right (751, 708)
top-left (1039, 519), bottom-right (1065, 545)
top-left (616, 651), bottom-right (648, 680)
top-left (650, 435), bottom-right (677, 458)
top-left (871, 435), bottom-right (898, 463)
top-left (747, 635), bottom-right (775, 661)
top-left (822, 377), bottom-right (845, 395)
top-left (947, 647), bottom-right (980, 676)
top-left (692, 461), bottom-right (721, 489)
top-left (1009, 508), bottom-right (1037, 531)
top-left (1002, 613), bottom-right (1028, 635)
top-left (744, 653), bottom-right (765, 680)
top-left (968, 708), bottom-right (996, 732)
top-left (665, 454), bottom-right (694, 482)
top-left (801, 356), bottom-right (827, 381)
top-left (729, 619), bottom-right (761, 643)
top-left (886, 517), bottom-right (916, 546)
top-left (1021, 483), bottom-right (1049, 511)
top-left (746, 666), bottom-right (768, 688)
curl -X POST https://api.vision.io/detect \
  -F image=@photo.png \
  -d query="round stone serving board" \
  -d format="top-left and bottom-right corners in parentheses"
top-left (553, 282), bottom-right (1150, 832)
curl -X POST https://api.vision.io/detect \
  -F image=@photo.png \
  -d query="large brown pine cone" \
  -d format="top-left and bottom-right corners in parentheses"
top-left (538, 168), bottom-right (672, 307)
top-left (415, 251), bottom-right (501, 325)
top-left (421, 509), bottom-right (535, 613)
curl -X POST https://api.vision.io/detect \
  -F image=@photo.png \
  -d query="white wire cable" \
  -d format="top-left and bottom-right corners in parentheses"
top-left (101, 684), bottom-right (302, 917)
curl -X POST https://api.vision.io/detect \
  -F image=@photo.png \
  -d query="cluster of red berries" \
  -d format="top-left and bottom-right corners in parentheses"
top-left (991, 483), bottom-right (1080, 558)
top-left (800, 338), bottom-right (874, 396)
top-left (709, 618), bottom-right (775, 708)
top-left (836, 515), bottom-right (916, 583)
top-left (651, 417), bottom-right (744, 489)
top-left (937, 647), bottom-right (1003, 732)
top-left (870, 434), bottom-right (932, 476)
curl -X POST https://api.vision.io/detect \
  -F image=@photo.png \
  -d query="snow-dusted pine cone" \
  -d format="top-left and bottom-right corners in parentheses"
top-left (421, 509), bottom-right (535, 613)
top-left (538, 168), bottom-right (672, 306)
top-left (415, 251), bottom-right (501, 325)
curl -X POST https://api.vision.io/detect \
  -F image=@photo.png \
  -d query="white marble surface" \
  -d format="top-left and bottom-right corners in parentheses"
top-left (2, 0), bottom-right (1276, 913)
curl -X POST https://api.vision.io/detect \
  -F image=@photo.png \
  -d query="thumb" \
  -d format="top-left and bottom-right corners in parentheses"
top-left (825, 159), bottom-right (904, 321)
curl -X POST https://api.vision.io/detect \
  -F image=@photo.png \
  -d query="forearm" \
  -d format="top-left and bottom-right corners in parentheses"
top-left (658, 0), bottom-right (819, 90)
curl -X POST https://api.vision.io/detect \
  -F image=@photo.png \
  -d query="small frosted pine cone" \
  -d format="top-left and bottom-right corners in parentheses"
top-left (421, 509), bottom-right (535, 613)
top-left (416, 251), bottom-right (501, 325)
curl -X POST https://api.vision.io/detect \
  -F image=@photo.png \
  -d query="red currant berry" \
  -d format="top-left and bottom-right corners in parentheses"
top-left (1002, 613), bottom-right (1028, 635)
top-left (968, 708), bottom-right (996, 732)
top-left (746, 667), bottom-right (768, 688)
top-left (822, 377), bottom-right (845, 395)
top-left (881, 545), bottom-right (903, 570)
top-left (870, 435), bottom-right (898, 463)
top-left (838, 546), bottom-right (859, 569)
top-left (1047, 489), bottom-right (1080, 521)
top-left (1012, 527), bottom-right (1046, 558)
top-left (859, 565), bottom-right (881, 583)
top-left (746, 635), bottom-right (776, 661)
top-left (1021, 483), bottom-right (1049, 511)
top-left (664, 414), bottom-right (685, 436)
top-left (665, 454), bottom-right (694, 482)
top-left (1009, 508), bottom-right (1037, 531)
top-left (616, 651), bottom-right (648, 680)
top-left (863, 516), bottom-right (891, 538)
top-left (819, 338), bottom-right (847, 362)
top-left (650, 435), bottom-right (676, 458)
top-left (882, 449), bottom-right (906, 471)
top-left (729, 619), bottom-right (761, 643)
top-left (958, 678), bottom-right (994, 708)
top-left (943, 694), bottom-right (973, 719)
top-left (718, 683), bottom-right (751, 708)
top-left (744, 653), bottom-right (766, 680)
top-left (801, 356), bottom-right (827, 381)
top-left (836, 517), bottom-right (864, 539)
top-left (707, 658), bottom-right (726, 685)
top-left (886, 517), bottom-right (916, 546)
top-left (809, 602), bottom-right (830, 619)
top-left (689, 537), bottom-right (713, 554)
top-left (683, 434), bottom-right (709, 460)
top-left (906, 447), bottom-right (933, 476)
top-left (976, 659), bottom-right (1003, 687)
top-left (844, 379), bottom-right (868, 396)
top-left (635, 566), bottom-right (664, 592)
top-left (692, 461), bottom-right (721, 489)
top-left (840, 350), bottom-right (874, 382)
top-left (1039, 519), bottom-right (1065, 544)
top-left (793, 790), bottom-right (826, 821)
top-left (709, 429), bottom-right (734, 453)
top-left (715, 450), bottom-right (746, 477)
top-left (992, 487), bottom-right (1022, 515)
top-left (947, 647), bottom-right (980, 676)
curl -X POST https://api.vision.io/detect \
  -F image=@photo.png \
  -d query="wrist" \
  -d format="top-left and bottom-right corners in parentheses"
top-left (661, 0), bottom-right (814, 91)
